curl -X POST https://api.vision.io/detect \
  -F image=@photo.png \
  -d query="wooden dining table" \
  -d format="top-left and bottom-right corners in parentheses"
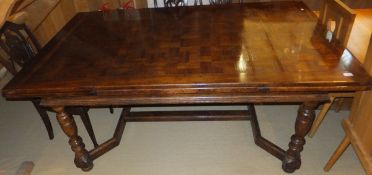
top-left (2, 1), bottom-right (372, 173)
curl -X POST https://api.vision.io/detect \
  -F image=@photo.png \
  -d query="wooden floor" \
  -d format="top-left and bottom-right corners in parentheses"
top-left (348, 9), bottom-right (372, 63)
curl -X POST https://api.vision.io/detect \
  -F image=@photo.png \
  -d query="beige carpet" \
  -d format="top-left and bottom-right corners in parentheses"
top-left (0, 73), bottom-right (364, 175)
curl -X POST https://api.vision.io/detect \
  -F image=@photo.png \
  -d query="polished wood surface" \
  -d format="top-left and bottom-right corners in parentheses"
top-left (2, 2), bottom-right (372, 101)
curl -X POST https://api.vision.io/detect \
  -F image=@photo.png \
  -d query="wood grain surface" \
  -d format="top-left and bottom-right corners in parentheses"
top-left (2, 1), bottom-right (372, 103)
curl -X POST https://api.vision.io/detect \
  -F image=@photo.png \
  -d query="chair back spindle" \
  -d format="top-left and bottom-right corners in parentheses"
top-left (0, 21), bottom-right (40, 74)
top-left (164, 0), bottom-right (188, 7)
top-left (319, 0), bottom-right (356, 47)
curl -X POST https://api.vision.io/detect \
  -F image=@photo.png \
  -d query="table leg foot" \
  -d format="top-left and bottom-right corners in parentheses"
top-left (282, 136), bottom-right (302, 173)
top-left (53, 106), bottom-right (94, 171)
top-left (282, 102), bottom-right (318, 173)
top-left (74, 146), bottom-right (93, 171)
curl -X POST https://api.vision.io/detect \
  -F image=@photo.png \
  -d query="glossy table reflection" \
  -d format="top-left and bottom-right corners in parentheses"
top-left (3, 1), bottom-right (372, 173)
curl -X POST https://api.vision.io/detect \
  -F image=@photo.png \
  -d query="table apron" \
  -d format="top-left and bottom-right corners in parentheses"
top-left (40, 93), bottom-right (330, 107)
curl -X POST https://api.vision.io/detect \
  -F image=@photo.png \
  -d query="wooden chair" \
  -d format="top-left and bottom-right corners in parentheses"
top-left (0, 21), bottom-right (98, 147)
top-left (308, 0), bottom-right (356, 137)
top-left (319, 0), bottom-right (356, 47)
top-left (323, 35), bottom-right (372, 174)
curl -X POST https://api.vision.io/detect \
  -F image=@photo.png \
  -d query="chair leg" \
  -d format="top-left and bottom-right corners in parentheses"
top-left (31, 100), bottom-right (54, 140)
top-left (0, 56), bottom-right (17, 75)
top-left (324, 136), bottom-right (351, 171)
top-left (78, 108), bottom-right (99, 147)
top-left (308, 96), bottom-right (335, 138)
top-left (109, 107), bottom-right (114, 114)
top-left (334, 98), bottom-right (345, 112)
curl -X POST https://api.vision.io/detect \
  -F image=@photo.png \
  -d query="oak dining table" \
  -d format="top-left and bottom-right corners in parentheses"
top-left (2, 1), bottom-right (372, 173)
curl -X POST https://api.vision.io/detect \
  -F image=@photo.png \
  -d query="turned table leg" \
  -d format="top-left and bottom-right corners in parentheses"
top-left (53, 106), bottom-right (93, 171)
top-left (282, 102), bottom-right (318, 173)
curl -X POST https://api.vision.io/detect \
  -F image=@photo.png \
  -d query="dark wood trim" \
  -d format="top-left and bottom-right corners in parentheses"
top-left (40, 94), bottom-right (329, 106)
top-left (249, 105), bottom-right (286, 160)
top-left (81, 101), bottom-right (325, 173)
top-left (89, 107), bottom-right (130, 160)
top-left (126, 110), bottom-right (250, 121)
top-left (53, 106), bottom-right (93, 171)
top-left (282, 102), bottom-right (319, 173)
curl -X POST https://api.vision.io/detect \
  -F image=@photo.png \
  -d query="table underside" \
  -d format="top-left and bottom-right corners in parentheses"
top-left (50, 93), bottom-right (328, 173)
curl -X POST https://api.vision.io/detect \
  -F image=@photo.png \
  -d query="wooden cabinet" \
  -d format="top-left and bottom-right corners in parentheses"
top-left (6, 0), bottom-right (147, 47)
top-left (325, 36), bottom-right (372, 175)
top-left (7, 0), bottom-right (77, 46)
top-left (346, 36), bottom-right (372, 174)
